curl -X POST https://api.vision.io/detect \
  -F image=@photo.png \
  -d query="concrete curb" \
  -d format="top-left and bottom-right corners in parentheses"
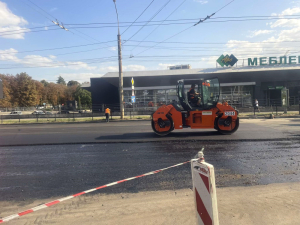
top-left (239, 116), bottom-right (300, 119)
top-left (0, 116), bottom-right (299, 126)
top-left (0, 119), bottom-right (151, 126)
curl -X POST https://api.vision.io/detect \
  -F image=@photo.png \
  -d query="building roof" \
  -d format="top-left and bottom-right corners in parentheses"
top-left (81, 83), bottom-right (91, 88)
top-left (101, 64), bottom-right (300, 78)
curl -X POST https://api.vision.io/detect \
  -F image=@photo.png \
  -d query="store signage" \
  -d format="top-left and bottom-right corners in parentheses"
top-left (217, 54), bottom-right (238, 67)
top-left (268, 86), bottom-right (284, 90)
top-left (248, 56), bottom-right (300, 66)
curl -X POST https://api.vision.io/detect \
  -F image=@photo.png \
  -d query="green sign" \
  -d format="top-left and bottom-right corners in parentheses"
top-left (217, 54), bottom-right (238, 67)
top-left (268, 86), bottom-right (284, 90)
top-left (248, 56), bottom-right (300, 66)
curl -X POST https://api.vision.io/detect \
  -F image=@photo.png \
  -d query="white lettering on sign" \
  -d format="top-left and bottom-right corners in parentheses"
top-left (225, 111), bottom-right (235, 116)
top-left (202, 111), bottom-right (212, 116)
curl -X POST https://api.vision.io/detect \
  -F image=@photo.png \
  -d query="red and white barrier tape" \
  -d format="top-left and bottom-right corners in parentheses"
top-left (0, 160), bottom-right (190, 223)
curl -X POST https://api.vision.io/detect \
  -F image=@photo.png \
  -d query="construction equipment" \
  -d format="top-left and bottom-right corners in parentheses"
top-left (151, 78), bottom-right (239, 136)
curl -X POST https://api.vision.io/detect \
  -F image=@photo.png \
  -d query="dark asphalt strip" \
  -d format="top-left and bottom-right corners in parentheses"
top-left (0, 137), bottom-right (299, 147)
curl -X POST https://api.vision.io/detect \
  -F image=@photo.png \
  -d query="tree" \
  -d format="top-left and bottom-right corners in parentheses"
top-left (0, 74), bottom-right (14, 107)
top-left (65, 85), bottom-right (77, 101)
top-left (57, 76), bottom-right (66, 85)
top-left (74, 86), bottom-right (91, 107)
top-left (78, 96), bottom-right (81, 109)
top-left (67, 80), bottom-right (80, 87)
top-left (41, 80), bottom-right (49, 87)
top-left (34, 81), bottom-right (45, 106)
top-left (10, 73), bottom-right (37, 107)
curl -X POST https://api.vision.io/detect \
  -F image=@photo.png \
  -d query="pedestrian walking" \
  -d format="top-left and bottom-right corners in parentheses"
top-left (105, 107), bottom-right (111, 122)
top-left (254, 99), bottom-right (260, 112)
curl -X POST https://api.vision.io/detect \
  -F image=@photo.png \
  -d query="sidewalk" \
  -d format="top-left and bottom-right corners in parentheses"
top-left (2, 182), bottom-right (300, 225)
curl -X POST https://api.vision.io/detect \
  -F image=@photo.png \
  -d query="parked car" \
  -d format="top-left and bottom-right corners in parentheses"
top-left (125, 102), bottom-right (133, 108)
top-left (10, 111), bottom-right (22, 115)
top-left (45, 111), bottom-right (53, 115)
top-left (32, 111), bottom-right (45, 115)
top-left (57, 111), bottom-right (70, 114)
top-left (36, 106), bottom-right (44, 109)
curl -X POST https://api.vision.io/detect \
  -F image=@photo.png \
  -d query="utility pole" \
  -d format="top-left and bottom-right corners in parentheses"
top-left (113, 0), bottom-right (124, 119)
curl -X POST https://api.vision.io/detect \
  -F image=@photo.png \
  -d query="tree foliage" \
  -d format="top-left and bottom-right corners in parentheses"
top-left (74, 86), bottom-right (92, 107)
top-left (10, 73), bottom-right (37, 107)
top-left (40, 80), bottom-right (49, 87)
top-left (56, 76), bottom-right (66, 85)
top-left (0, 73), bottom-right (91, 108)
top-left (67, 80), bottom-right (80, 87)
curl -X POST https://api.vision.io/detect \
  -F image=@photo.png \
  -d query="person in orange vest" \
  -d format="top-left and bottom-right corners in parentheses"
top-left (105, 107), bottom-right (111, 122)
top-left (148, 101), bottom-right (154, 107)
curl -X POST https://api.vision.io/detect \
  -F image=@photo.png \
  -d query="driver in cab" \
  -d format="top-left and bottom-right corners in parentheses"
top-left (188, 84), bottom-right (201, 106)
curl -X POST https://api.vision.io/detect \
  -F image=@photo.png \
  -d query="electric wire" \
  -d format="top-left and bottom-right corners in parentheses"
top-left (3, 16), bottom-right (300, 36)
top-left (129, 0), bottom-right (187, 52)
top-left (121, 0), bottom-right (155, 35)
top-left (131, 0), bottom-right (236, 57)
top-left (0, 40), bottom-right (116, 55)
top-left (2, 51), bottom-right (299, 70)
top-left (124, 0), bottom-right (172, 44)
top-left (64, 15), bottom-right (300, 26)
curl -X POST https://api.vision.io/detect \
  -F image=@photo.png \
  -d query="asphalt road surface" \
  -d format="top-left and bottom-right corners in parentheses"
top-left (0, 140), bottom-right (300, 202)
top-left (0, 118), bottom-right (299, 203)
top-left (0, 118), bottom-right (299, 146)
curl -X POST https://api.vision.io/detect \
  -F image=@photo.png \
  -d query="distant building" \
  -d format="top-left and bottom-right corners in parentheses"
top-left (82, 65), bottom-right (300, 111)
top-left (168, 64), bottom-right (191, 70)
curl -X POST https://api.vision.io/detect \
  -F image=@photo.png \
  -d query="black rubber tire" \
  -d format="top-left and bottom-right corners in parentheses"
top-left (217, 117), bottom-right (239, 135)
top-left (151, 115), bottom-right (174, 136)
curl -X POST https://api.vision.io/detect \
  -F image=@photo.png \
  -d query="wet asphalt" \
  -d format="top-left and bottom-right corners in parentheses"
top-left (0, 140), bottom-right (299, 202)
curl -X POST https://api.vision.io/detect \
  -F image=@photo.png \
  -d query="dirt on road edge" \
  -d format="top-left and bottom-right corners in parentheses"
top-left (1, 182), bottom-right (300, 225)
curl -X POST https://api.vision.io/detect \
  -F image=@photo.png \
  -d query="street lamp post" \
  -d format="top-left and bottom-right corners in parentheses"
top-left (113, 0), bottom-right (124, 119)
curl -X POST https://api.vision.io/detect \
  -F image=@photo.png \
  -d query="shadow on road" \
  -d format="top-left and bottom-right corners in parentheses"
top-left (95, 131), bottom-right (220, 140)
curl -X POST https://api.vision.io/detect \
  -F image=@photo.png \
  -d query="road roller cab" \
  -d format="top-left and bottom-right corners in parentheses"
top-left (151, 78), bottom-right (239, 136)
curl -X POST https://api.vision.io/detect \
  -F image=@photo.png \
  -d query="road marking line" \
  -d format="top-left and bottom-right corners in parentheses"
top-left (0, 160), bottom-right (190, 223)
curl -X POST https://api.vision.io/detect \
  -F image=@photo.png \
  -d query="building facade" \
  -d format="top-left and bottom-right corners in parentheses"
top-left (87, 65), bottom-right (300, 111)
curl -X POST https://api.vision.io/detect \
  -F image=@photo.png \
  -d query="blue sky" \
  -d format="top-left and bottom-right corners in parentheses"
top-left (0, 0), bottom-right (300, 83)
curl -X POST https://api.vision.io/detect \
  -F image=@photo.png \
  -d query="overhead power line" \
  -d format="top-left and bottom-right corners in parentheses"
top-left (65, 17), bottom-right (300, 29)
top-left (2, 16), bottom-right (300, 37)
top-left (124, 0), bottom-right (172, 44)
top-left (1, 38), bottom-right (300, 57)
top-left (0, 40), bottom-right (116, 55)
top-left (121, 0), bottom-right (155, 35)
top-left (2, 51), bottom-right (300, 70)
top-left (0, 28), bottom-right (61, 37)
top-left (22, 0), bottom-right (106, 45)
top-left (3, 16), bottom-right (300, 37)
top-left (64, 15), bottom-right (300, 26)
top-left (129, 0), bottom-right (187, 52)
top-left (131, 0), bottom-right (235, 57)
top-left (26, 0), bottom-right (57, 20)
top-left (0, 25), bottom-right (57, 35)
top-left (127, 39), bottom-right (300, 45)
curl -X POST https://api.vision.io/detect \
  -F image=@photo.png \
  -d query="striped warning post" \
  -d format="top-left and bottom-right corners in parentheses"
top-left (191, 156), bottom-right (219, 225)
top-left (0, 161), bottom-right (190, 224)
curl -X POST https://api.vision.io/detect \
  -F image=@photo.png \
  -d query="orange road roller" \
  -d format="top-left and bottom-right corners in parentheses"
top-left (151, 78), bottom-right (239, 136)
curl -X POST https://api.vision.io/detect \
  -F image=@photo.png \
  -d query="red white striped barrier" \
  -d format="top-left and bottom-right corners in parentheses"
top-left (0, 161), bottom-right (190, 224)
top-left (191, 149), bottom-right (219, 225)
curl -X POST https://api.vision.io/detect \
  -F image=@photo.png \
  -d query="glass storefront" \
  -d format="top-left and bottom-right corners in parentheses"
top-left (124, 85), bottom-right (255, 108)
